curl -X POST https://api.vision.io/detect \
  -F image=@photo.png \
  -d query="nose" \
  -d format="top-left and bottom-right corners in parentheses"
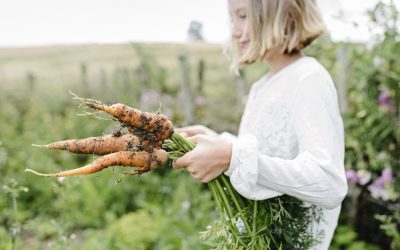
top-left (232, 20), bottom-right (243, 39)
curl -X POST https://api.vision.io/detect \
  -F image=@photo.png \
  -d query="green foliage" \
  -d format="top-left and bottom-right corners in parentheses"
top-left (0, 226), bottom-right (12, 250)
top-left (200, 195), bottom-right (319, 250)
top-left (344, 1), bottom-right (400, 176)
top-left (337, 1), bottom-right (400, 248)
top-left (329, 225), bottom-right (380, 250)
top-left (375, 211), bottom-right (400, 250)
top-left (107, 210), bottom-right (161, 249)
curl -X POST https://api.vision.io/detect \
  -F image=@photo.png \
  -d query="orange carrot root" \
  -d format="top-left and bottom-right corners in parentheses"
top-left (26, 149), bottom-right (168, 177)
top-left (32, 134), bottom-right (160, 155)
top-left (105, 103), bottom-right (174, 139)
top-left (70, 91), bottom-right (174, 141)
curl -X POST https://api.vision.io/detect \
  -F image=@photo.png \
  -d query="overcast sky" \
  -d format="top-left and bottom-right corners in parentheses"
top-left (0, 0), bottom-right (398, 48)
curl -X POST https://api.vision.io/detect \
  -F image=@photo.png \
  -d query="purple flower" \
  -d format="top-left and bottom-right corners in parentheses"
top-left (367, 168), bottom-right (396, 201)
top-left (368, 184), bottom-right (390, 201)
top-left (381, 168), bottom-right (394, 183)
top-left (346, 169), bottom-right (359, 184)
top-left (373, 168), bottom-right (394, 188)
top-left (378, 90), bottom-right (394, 112)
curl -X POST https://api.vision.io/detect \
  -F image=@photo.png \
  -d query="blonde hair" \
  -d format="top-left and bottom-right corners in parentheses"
top-left (228, 0), bottom-right (326, 73)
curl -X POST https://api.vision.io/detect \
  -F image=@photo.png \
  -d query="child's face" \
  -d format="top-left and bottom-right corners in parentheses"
top-left (228, 0), bottom-right (250, 51)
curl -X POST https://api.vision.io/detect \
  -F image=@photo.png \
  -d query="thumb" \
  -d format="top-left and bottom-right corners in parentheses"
top-left (173, 151), bottom-right (194, 169)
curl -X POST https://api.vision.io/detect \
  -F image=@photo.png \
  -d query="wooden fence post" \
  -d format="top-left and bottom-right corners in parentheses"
top-left (336, 45), bottom-right (349, 113)
top-left (178, 54), bottom-right (194, 125)
top-left (80, 62), bottom-right (89, 96)
top-left (197, 59), bottom-right (205, 95)
top-left (26, 71), bottom-right (35, 94)
top-left (99, 68), bottom-right (107, 91)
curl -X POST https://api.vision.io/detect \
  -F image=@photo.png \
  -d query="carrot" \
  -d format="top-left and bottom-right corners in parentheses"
top-left (25, 149), bottom-right (168, 177)
top-left (32, 133), bottom-right (161, 155)
top-left (70, 92), bottom-right (174, 141)
top-left (90, 103), bottom-right (173, 141)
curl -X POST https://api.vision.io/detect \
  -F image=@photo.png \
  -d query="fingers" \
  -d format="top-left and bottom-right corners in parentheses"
top-left (192, 173), bottom-right (214, 183)
top-left (175, 125), bottom-right (217, 137)
top-left (186, 134), bottom-right (205, 144)
top-left (173, 156), bottom-right (215, 183)
top-left (171, 134), bottom-right (219, 184)
top-left (172, 151), bottom-right (193, 169)
top-left (174, 126), bottom-right (200, 137)
top-left (186, 166), bottom-right (210, 183)
top-left (171, 137), bottom-right (205, 169)
top-left (178, 131), bottom-right (189, 138)
top-left (200, 176), bottom-right (214, 183)
top-left (172, 151), bottom-right (206, 180)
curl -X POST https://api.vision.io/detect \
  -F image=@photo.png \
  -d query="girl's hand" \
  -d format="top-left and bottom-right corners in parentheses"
top-left (175, 125), bottom-right (218, 138)
top-left (173, 134), bottom-right (232, 183)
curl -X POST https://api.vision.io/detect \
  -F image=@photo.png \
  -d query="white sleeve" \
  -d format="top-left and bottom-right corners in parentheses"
top-left (218, 131), bottom-right (237, 143)
top-left (225, 73), bottom-right (348, 209)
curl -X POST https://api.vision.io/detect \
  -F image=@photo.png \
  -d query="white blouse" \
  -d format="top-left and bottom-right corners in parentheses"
top-left (221, 56), bottom-right (348, 250)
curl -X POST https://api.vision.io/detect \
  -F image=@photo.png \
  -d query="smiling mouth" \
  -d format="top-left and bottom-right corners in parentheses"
top-left (239, 40), bottom-right (249, 48)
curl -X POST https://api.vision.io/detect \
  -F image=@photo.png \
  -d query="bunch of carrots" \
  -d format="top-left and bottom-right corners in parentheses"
top-left (27, 92), bottom-right (318, 249)
top-left (27, 92), bottom-right (175, 177)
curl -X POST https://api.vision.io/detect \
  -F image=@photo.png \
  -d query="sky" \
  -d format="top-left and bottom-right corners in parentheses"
top-left (0, 0), bottom-right (398, 48)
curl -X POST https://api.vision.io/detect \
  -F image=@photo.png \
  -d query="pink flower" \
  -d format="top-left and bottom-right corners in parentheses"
top-left (380, 168), bottom-right (394, 184)
top-left (367, 168), bottom-right (396, 201)
top-left (378, 90), bottom-right (394, 113)
top-left (368, 184), bottom-right (391, 201)
top-left (346, 169), bottom-right (359, 184)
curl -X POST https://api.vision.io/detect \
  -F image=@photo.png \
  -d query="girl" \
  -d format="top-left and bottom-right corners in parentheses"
top-left (173, 0), bottom-right (348, 249)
